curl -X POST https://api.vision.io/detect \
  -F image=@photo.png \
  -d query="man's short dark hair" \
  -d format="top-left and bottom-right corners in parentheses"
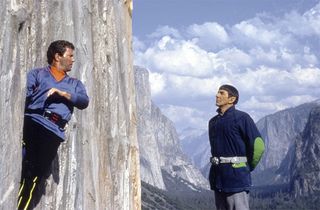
top-left (219, 84), bottom-right (239, 105)
top-left (47, 40), bottom-right (75, 65)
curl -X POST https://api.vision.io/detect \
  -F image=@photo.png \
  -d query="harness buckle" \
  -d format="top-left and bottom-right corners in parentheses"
top-left (43, 110), bottom-right (68, 130)
top-left (210, 157), bottom-right (220, 165)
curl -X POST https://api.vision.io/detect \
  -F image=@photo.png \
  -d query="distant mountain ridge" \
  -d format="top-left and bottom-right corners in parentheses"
top-left (134, 66), bottom-right (209, 191)
top-left (289, 105), bottom-right (320, 197)
top-left (256, 100), bottom-right (320, 172)
top-left (253, 100), bottom-right (320, 187)
top-left (180, 131), bottom-right (211, 175)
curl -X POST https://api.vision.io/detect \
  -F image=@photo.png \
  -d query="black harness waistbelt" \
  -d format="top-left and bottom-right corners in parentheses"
top-left (25, 109), bottom-right (68, 130)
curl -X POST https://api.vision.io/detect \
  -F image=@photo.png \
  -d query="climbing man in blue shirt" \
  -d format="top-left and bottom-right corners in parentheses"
top-left (18, 40), bottom-right (89, 210)
top-left (208, 84), bottom-right (265, 210)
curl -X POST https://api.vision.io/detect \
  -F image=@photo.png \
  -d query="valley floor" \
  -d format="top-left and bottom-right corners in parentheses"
top-left (142, 182), bottom-right (320, 210)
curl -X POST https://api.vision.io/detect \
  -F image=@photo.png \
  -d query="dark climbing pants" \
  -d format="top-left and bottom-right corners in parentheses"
top-left (18, 116), bottom-right (61, 210)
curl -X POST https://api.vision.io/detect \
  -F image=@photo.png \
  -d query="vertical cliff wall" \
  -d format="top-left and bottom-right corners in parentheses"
top-left (256, 102), bottom-right (318, 171)
top-left (0, 0), bottom-right (140, 210)
top-left (290, 106), bottom-right (320, 197)
top-left (134, 66), bottom-right (209, 191)
top-left (134, 66), bottom-right (165, 189)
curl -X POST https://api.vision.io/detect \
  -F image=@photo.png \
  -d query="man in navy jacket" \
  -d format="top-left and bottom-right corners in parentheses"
top-left (208, 84), bottom-right (264, 210)
top-left (18, 40), bottom-right (89, 210)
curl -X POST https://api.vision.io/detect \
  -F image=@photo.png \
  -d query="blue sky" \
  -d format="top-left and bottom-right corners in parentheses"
top-left (133, 0), bottom-right (320, 131)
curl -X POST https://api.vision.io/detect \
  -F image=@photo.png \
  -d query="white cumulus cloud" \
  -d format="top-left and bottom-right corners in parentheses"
top-left (136, 36), bottom-right (224, 77)
top-left (134, 3), bottom-right (320, 130)
top-left (187, 22), bottom-right (230, 50)
top-left (160, 105), bottom-right (209, 131)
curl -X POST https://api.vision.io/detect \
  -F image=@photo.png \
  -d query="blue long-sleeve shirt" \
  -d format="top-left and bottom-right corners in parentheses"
top-left (208, 106), bottom-right (265, 193)
top-left (25, 66), bottom-right (89, 140)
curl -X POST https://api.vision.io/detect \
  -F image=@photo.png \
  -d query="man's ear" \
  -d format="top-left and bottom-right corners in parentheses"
top-left (228, 96), bottom-right (236, 104)
top-left (54, 53), bottom-right (60, 62)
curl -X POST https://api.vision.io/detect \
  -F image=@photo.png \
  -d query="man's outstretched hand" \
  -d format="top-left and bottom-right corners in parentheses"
top-left (47, 88), bottom-right (71, 101)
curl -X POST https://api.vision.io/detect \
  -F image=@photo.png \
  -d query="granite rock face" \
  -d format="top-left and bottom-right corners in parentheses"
top-left (134, 66), bottom-right (209, 190)
top-left (180, 130), bottom-right (211, 177)
top-left (0, 1), bottom-right (141, 210)
top-left (290, 106), bottom-right (320, 197)
top-left (134, 66), bottom-right (165, 189)
top-left (250, 101), bottom-right (320, 186)
top-left (255, 101), bottom-right (319, 172)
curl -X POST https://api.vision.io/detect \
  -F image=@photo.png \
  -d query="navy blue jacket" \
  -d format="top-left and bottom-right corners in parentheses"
top-left (208, 106), bottom-right (264, 193)
top-left (25, 66), bottom-right (89, 140)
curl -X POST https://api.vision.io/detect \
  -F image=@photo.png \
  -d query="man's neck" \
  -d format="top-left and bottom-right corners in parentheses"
top-left (50, 65), bottom-right (66, 82)
top-left (219, 104), bottom-right (234, 115)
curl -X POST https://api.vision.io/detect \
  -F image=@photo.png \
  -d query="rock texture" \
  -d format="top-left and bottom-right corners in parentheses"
top-left (180, 131), bottom-right (211, 176)
top-left (134, 66), bottom-right (209, 190)
top-left (135, 66), bottom-right (165, 189)
top-left (255, 101), bottom-right (319, 172)
top-left (290, 106), bottom-right (320, 197)
top-left (0, 1), bottom-right (140, 210)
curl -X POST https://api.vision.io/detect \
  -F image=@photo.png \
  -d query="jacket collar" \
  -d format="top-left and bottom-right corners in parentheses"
top-left (217, 105), bottom-right (235, 116)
